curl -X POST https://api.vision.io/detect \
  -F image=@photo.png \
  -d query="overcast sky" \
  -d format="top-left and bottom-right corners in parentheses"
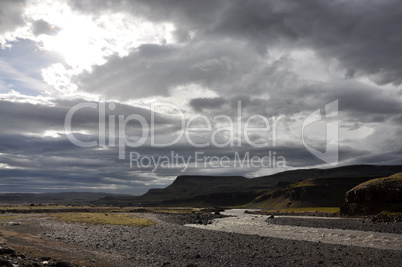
top-left (0, 0), bottom-right (401, 195)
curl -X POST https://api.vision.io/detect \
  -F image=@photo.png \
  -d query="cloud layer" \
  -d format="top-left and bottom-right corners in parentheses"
top-left (0, 0), bottom-right (401, 194)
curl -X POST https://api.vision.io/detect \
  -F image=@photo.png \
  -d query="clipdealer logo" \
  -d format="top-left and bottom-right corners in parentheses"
top-left (302, 100), bottom-right (339, 166)
top-left (64, 100), bottom-right (339, 170)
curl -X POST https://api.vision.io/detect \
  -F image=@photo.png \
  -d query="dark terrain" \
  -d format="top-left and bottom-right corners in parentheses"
top-left (0, 192), bottom-right (132, 205)
top-left (2, 165), bottom-right (402, 212)
top-left (1, 164), bottom-right (401, 266)
top-left (0, 212), bottom-right (401, 267)
top-left (94, 164), bottom-right (402, 208)
top-left (341, 172), bottom-right (402, 215)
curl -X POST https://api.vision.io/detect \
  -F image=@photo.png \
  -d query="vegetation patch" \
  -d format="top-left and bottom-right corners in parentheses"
top-left (0, 215), bottom-right (19, 221)
top-left (350, 173), bottom-right (402, 190)
top-left (50, 213), bottom-right (156, 226)
top-left (1, 205), bottom-right (76, 210)
top-left (0, 205), bottom-right (206, 216)
top-left (289, 179), bottom-right (317, 188)
top-left (149, 208), bottom-right (198, 214)
top-left (381, 210), bottom-right (402, 217)
top-left (260, 207), bottom-right (340, 214)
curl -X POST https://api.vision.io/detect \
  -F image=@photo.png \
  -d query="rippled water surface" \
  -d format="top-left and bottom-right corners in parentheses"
top-left (185, 209), bottom-right (402, 251)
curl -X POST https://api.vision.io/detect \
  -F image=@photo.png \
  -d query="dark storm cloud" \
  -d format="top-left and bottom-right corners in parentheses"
top-left (0, 132), bottom-right (166, 194)
top-left (31, 19), bottom-right (61, 36)
top-left (189, 97), bottom-right (227, 112)
top-left (0, 100), bottom-right (69, 134)
top-left (0, 99), bottom-right (180, 137)
top-left (75, 41), bottom-right (249, 99)
top-left (292, 81), bottom-right (402, 123)
top-left (0, 0), bottom-right (26, 35)
top-left (346, 148), bottom-right (402, 166)
top-left (70, 0), bottom-right (402, 86)
top-left (0, 99), bottom-right (191, 194)
top-left (188, 94), bottom-right (287, 120)
top-left (287, 0), bottom-right (402, 86)
top-left (208, 0), bottom-right (402, 85)
top-left (0, 98), bottom-right (398, 194)
top-left (189, 80), bottom-right (402, 126)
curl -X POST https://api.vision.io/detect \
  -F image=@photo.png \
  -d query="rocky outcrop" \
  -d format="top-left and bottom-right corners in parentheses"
top-left (345, 175), bottom-right (401, 203)
top-left (341, 173), bottom-right (402, 216)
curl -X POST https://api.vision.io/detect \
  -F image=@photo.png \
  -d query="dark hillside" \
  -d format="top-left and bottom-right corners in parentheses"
top-left (95, 165), bottom-right (402, 207)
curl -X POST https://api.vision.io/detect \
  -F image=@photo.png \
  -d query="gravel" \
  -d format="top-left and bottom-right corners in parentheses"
top-left (26, 212), bottom-right (402, 266)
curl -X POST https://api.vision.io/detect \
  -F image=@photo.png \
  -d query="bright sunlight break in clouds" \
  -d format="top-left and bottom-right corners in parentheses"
top-left (0, 0), bottom-right (401, 194)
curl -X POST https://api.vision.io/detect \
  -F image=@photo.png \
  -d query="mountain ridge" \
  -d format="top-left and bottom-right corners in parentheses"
top-left (2, 165), bottom-right (402, 208)
top-left (95, 164), bottom-right (402, 207)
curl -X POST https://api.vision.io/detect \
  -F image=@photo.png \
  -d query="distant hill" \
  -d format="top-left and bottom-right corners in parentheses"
top-left (95, 165), bottom-right (402, 207)
top-left (0, 192), bottom-right (132, 205)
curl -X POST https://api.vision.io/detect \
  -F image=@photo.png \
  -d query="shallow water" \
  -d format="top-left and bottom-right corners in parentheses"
top-left (185, 209), bottom-right (402, 251)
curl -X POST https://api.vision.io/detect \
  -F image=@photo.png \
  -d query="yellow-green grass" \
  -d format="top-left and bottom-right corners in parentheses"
top-left (0, 215), bottom-right (20, 222)
top-left (351, 173), bottom-right (402, 190)
top-left (260, 207), bottom-right (340, 214)
top-left (0, 205), bottom-right (200, 213)
top-left (50, 213), bottom-right (156, 226)
top-left (148, 207), bottom-right (199, 214)
top-left (289, 179), bottom-right (317, 188)
top-left (0, 205), bottom-right (144, 211)
top-left (0, 205), bottom-right (101, 210)
top-left (381, 211), bottom-right (402, 217)
top-left (388, 172), bottom-right (402, 179)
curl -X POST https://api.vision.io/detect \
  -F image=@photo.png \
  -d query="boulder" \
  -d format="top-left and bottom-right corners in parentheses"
top-left (0, 247), bottom-right (15, 255)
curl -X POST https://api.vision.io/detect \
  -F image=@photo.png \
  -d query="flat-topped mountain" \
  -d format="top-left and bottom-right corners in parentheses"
top-left (142, 175), bottom-right (248, 199)
top-left (95, 164), bottom-right (402, 207)
top-left (3, 165), bottom-right (401, 209)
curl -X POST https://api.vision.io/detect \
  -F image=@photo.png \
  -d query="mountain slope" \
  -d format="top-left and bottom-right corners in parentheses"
top-left (245, 176), bottom-right (376, 209)
top-left (95, 165), bottom-right (402, 207)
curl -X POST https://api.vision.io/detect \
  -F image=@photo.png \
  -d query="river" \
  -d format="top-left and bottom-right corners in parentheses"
top-left (185, 209), bottom-right (402, 251)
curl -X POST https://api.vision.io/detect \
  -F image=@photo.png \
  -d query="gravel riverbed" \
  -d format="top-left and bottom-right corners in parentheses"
top-left (1, 212), bottom-right (401, 266)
